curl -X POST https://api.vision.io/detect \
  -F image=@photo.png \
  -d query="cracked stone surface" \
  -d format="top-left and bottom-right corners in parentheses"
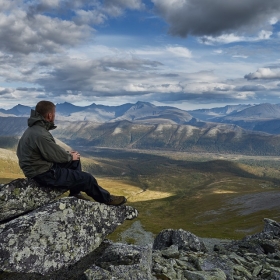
top-left (0, 178), bottom-right (66, 222)
top-left (84, 242), bottom-right (154, 280)
top-left (0, 197), bottom-right (138, 275)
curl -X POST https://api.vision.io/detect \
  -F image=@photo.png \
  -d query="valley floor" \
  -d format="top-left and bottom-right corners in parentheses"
top-left (2, 147), bottom-right (280, 241)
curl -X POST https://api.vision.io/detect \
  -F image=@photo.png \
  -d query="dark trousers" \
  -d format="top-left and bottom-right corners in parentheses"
top-left (33, 160), bottom-right (111, 203)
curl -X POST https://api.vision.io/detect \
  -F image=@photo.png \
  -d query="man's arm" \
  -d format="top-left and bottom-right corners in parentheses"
top-left (36, 135), bottom-right (72, 163)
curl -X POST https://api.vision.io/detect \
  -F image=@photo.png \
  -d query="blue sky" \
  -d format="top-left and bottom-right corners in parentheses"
top-left (1, 0), bottom-right (280, 110)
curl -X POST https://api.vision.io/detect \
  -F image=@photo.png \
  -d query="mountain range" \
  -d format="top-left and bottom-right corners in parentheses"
top-left (1, 101), bottom-right (280, 155)
top-left (0, 101), bottom-right (193, 124)
top-left (1, 101), bottom-right (280, 132)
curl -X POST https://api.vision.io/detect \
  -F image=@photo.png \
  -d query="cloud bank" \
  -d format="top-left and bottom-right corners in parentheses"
top-left (1, 0), bottom-right (280, 109)
top-left (245, 68), bottom-right (280, 80)
top-left (152, 0), bottom-right (280, 37)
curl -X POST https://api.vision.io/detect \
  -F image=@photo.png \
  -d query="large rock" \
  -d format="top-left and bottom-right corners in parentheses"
top-left (0, 178), bottom-right (66, 222)
top-left (84, 242), bottom-right (154, 279)
top-left (225, 218), bottom-right (280, 255)
top-left (245, 218), bottom-right (280, 241)
top-left (0, 197), bottom-right (138, 275)
top-left (153, 228), bottom-right (207, 252)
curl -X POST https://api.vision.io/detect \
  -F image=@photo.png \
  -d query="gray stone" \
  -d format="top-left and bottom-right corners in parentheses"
top-left (244, 218), bottom-right (280, 241)
top-left (84, 242), bottom-right (153, 280)
top-left (0, 197), bottom-right (138, 275)
top-left (233, 265), bottom-right (252, 278)
top-left (236, 219), bottom-right (280, 256)
top-left (263, 218), bottom-right (280, 237)
top-left (0, 178), bottom-right (66, 222)
top-left (161, 245), bottom-right (180, 259)
top-left (199, 254), bottom-right (234, 279)
top-left (184, 268), bottom-right (227, 280)
top-left (153, 229), bottom-right (207, 252)
top-left (252, 265), bottom-right (263, 277)
top-left (83, 265), bottom-right (113, 280)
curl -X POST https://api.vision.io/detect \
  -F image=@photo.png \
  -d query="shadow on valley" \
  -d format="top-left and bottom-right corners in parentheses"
top-left (1, 145), bottom-right (280, 240)
top-left (76, 148), bottom-right (280, 240)
top-left (80, 148), bottom-right (280, 186)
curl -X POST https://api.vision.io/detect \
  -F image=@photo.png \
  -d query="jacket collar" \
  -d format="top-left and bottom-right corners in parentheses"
top-left (28, 109), bottom-right (57, 131)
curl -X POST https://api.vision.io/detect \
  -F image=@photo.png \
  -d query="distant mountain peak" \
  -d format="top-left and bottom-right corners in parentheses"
top-left (57, 102), bottom-right (77, 107)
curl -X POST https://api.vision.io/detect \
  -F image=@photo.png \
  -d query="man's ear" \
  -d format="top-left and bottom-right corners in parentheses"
top-left (45, 112), bottom-right (51, 121)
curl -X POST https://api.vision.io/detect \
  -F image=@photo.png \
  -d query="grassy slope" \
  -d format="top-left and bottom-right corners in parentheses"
top-left (80, 149), bottom-right (280, 241)
top-left (0, 148), bottom-right (24, 183)
top-left (1, 147), bottom-right (280, 241)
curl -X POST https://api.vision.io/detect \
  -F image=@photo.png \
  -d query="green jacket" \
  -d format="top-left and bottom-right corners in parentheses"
top-left (17, 110), bottom-right (72, 178)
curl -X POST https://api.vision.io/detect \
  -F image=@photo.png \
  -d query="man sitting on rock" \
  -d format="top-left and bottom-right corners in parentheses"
top-left (16, 100), bottom-right (127, 206)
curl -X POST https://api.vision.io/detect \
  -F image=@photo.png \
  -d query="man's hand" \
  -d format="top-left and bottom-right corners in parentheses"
top-left (71, 151), bottom-right (80, 161)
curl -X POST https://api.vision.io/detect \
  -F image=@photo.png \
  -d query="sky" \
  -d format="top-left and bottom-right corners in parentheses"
top-left (1, 0), bottom-right (280, 110)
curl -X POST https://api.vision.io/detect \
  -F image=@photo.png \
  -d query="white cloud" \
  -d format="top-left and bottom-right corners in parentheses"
top-left (200, 30), bottom-right (273, 45)
top-left (270, 17), bottom-right (278, 25)
top-left (258, 30), bottom-right (273, 39)
top-left (245, 68), bottom-right (280, 80)
top-left (0, 9), bottom-right (92, 54)
top-left (74, 9), bottom-right (107, 25)
top-left (214, 50), bottom-right (223, 54)
top-left (232, 55), bottom-right (248, 59)
top-left (166, 46), bottom-right (192, 58)
top-left (103, 0), bottom-right (144, 16)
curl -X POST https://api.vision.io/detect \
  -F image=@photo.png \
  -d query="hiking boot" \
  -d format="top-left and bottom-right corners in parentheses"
top-left (105, 195), bottom-right (127, 206)
top-left (70, 192), bottom-right (91, 201)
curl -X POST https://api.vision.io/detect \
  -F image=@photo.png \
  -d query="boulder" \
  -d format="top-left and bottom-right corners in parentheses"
top-left (0, 178), bottom-right (66, 222)
top-left (84, 242), bottom-right (154, 279)
top-left (0, 197), bottom-right (138, 275)
top-left (224, 218), bottom-right (280, 255)
top-left (153, 228), bottom-right (207, 252)
top-left (244, 218), bottom-right (280, 241)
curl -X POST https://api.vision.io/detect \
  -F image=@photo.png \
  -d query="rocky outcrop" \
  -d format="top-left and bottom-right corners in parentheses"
top-left (153, 228), bottom-right (207, 252)
top-left (151, 219), bottom-right (280, 280)
top-left (1, 179), bottom-right (280, 279)
top-left (0, 178), bottom-right (66, 222)
top-left (0, 179), bottom-right (139, 279)
top-left (0, 197), bottom-right (138, 275)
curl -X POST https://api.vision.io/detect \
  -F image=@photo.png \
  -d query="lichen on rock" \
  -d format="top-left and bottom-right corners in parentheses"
top-left (84, 242), bottom-right (153, 280)
top-left (153, 228), bottom-right (207, 252)
top-left (0, 178), bottom-right (66, 222)
top-left (0, 197), bottom-right (138, 275)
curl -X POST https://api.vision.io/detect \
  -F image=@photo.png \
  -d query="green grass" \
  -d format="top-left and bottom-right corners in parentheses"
top-left (79, 148), bottom-right (280, 241)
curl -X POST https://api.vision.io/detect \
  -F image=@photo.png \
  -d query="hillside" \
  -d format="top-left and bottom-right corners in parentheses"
top-left (51, 120), bottom-right (280, 156)
top-left (1, 116), bottom-right (280, 155)
top-left (189, 104), bottom-right (253, 121)
top-left (216, 103), bottom-right (280, 121)
top-left (190, 103), bottom-right (280, 134)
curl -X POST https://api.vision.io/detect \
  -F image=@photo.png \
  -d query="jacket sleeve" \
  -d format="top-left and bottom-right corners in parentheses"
top-left (36, 134), bottom-right (72, 163)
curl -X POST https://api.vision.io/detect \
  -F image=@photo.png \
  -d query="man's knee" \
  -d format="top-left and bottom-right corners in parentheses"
top-left (81, 171), bottom-right (98, 184)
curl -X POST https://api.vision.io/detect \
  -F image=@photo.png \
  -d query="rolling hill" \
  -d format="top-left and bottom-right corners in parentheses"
top-left (188, 104), bottom-right (253, 121)
top-left (0, 115), bottom-right (280, 156)
top-left (190, 103), bottom-right (280, 134)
